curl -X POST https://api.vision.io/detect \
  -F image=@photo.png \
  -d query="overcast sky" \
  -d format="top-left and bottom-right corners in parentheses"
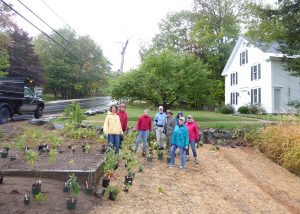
top-left (9, 0), bottom-right (194, 71)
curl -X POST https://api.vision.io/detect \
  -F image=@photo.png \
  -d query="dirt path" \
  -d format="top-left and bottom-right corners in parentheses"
top-left (90, 145), bottom-right (300, 214)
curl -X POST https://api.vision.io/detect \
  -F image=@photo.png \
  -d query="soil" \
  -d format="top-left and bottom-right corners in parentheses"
top-left (89, 145), bottom-right (300, 214)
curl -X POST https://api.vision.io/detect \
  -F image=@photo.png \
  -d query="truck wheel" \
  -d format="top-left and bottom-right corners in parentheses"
top-left (34, 106), bottom-right (43, 119)
top-left (0, 107), bottom-right (10, 124)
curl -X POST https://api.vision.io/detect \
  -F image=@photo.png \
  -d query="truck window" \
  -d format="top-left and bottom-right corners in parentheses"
top-left (24, 87), bottom-right (34, 98)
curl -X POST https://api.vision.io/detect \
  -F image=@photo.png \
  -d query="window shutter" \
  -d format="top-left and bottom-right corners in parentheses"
top-left (230, 93), bottom-right (232, 105)
top-left (251, 89), bottom-right (253, 104)
top-left (236, 92), bottom-right (238, 105)
top-left (251, 66), bottom-right (253, 81)
top-left (230, 74), bottom-right (232, 86)
top-left (258, 64), bottom-right (261, 79)
top-left (258, 88), bottom-right (261, 104)
top-left (236, 72), bottom-right (238, 85)
top-left (240, 53), bottom-right (242, 66)
top-left (246, 50), bottom-right (248, 64)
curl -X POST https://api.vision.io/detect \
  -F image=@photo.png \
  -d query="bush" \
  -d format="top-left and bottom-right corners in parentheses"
top-left (219, 104), bottom-right (234, 114)
top-left (238, 106), bottom-right (250, 114)
top-left (255, 123), bottom-right (300, 174)
top-left (248, 104), bottom-right (266, 115)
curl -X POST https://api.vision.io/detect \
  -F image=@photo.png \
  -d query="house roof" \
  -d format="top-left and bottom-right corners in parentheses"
top-left (221, 36), bottom-right (281, 76)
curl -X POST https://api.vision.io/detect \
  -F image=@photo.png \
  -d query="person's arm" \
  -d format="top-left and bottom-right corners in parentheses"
top-left (103, 116), bottom-right (109, 134)
top-left (125, 112), bottom-right (128, 130)
top-left (149, 117), bottom-right (152, 131)
top-left (136, 117), bottom-right (141, 131)
top-left (195, 124), bottom-right (199, 141)
top-left (171, 128), bottom-right (176, 145)
top-left (185, 127), bottom-right (189, 148)
top-left (154, 113), bottom-right (158, 126)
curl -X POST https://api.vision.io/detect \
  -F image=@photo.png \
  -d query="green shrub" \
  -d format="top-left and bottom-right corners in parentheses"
top-left (219, 104), bottom-right (234, 114)
top-left (64, 102), bottom-right (86, 125)
top-left (248, 104), bottom-right (266, 115)
top-left (238, 106), bottom-right (250, 114)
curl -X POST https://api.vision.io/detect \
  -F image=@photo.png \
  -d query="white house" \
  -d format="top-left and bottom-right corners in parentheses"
top-left (222, 36), bottom-right (300, 113)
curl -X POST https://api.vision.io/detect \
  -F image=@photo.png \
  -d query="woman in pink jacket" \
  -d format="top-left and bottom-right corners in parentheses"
top-left (186, 115), bottom-right (199, 164)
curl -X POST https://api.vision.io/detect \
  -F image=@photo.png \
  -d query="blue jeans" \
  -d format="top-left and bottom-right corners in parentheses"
top-left (170, 144), bottom-right (185, 167)
top-left (108, 134), bottom-right (120, 154)
top-left (135, 130), bottom-right (149, 152)
top-left (186, 141), bottom-right (197, 157)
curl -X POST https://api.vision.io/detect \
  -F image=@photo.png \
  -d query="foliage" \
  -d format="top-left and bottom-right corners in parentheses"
top-left (246, 0), bottom-right (300, 76)
top-left (238, 106), bottom-right (250, 114)
top-left (103, 148), bottom-right (118, 177)
top-left (34, 192), bottom-right (48, 204)
top-left (105, 185), bottom-right (120, 200)
top-left (219, 104), bottom-right (234, 114)
top-left (34, 28), bottom-right (110, 98)
top-left (48, 134), bottom-right (62, 147)
top-left (110, 49), bottom-right (212, 109)
top-left (7, 29), bottom-right (45, 85)
top-left (127, 159), bottom-right (139, 177)
top-left (68, 173), bottom-right (80, 197)
top-left (64, 102), bottom-right (86, 125)
top-left (83, 144), bottom-right (91, 154)
top-left (255, 123), bottom-right (300, 174)
top-left (16, 136), bottom-right (26, 150)
top-left (63, 124), bottom-right (97, 140)
top-left (248, 104), bottom-right (266, 115)
top-left (48, 149), bottom-right (58, 164)
top-left (24, 149), bottom-right (38, 167)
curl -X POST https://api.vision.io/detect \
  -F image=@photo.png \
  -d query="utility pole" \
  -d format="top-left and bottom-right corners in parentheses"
top-left (119, 39), bottom-right (128, 72)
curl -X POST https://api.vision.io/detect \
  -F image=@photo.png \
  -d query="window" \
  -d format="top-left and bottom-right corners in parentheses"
top-left (24, 88), bottom-right (33, 98)
top-left (240, 50), bottom-right (248, 66)
top-left (230, 92), bottom-right (239, 105)
top-left (230, 72), bottom-right (238, 86)
top-left (251, 64), bottom-right (261, 81)
top-left (251, 88), bottom-right (261, 104)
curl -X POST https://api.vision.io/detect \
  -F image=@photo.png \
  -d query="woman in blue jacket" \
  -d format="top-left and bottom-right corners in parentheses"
top-left (169, 117), bottom-right (189, 169)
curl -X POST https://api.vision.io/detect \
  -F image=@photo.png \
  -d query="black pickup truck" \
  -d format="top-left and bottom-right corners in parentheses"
top-left (0, 77), bottom-right (45, 124)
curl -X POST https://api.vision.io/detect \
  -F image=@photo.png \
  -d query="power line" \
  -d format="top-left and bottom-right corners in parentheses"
top-left (40, 0), bottom-right (93, 49)
top-left (16, 0), bottom-right (89, 61)
top-left (0, 0), bottom-right (84, 63)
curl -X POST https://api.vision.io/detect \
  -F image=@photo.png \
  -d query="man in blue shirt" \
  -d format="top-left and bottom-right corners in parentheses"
top-left (154, 106), bottom-right (167, 149)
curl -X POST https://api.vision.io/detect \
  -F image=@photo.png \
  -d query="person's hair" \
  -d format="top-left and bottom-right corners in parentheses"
top-left (120, 103), bottom-right (126, 107)
top-left (109, 105), bottom-right (118, 112)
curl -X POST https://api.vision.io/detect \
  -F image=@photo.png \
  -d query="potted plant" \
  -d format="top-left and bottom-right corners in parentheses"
top-left (66, 173), bottom-right (80, 210)
top-left (10, 155), bottom-right (17, 161)
top-left (34, 192), bottom-right (48, 204)
top-left (85, 172), bottom-right (94, 195)
top-left (147, 154), bottom-right (153, 162)
top-left (48, 149), bottom-right (58, 164)
top-left (0, 149), bottom-right (8, 158)
top-left (124, 183), bottom-right (130, 193)
top-left (105, 185), bottom-right (120, 201)
top-left (139, 165), bottom-right (144, 172)
top-left (24, 193), bottom-right (30, 205)
top-left (157, 150), bottom-right (164, 160)
top-left (24, 149), bottom-right (42, 195)
top-left (125, 159), bottom-right (138, 185)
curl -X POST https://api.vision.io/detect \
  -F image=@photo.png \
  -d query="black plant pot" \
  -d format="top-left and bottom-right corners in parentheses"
top-left (124, 176), bottom-right (133, 185)
top-left (63, 186), bottom-right (70, 192)
top-left (10, 155), bottom-right (17, 161)
top-left (67, 145), bottom-right (72, 149)
top-left (108, 192), bottom-right (117, 201)
top-left (24, 196), bottom-right (30, 205)
top-left (66, 197), bottom-right (78, 210)
top-left (32, 183), bottom-right (41, 196)
top-left (24, 146), bottom-right (30, 151)
top-left (0, 176), bottom-right (3, 184)
top-left (85, 187), bottom-right (94, 195)
top-left (4, 147), bottom-right (9, 152)
top-left (102, 178), bottom-right (110, 188)
top-left (124, 186), bottom-right (129, 193)
top-left (0, 152), bottom-right (8, 158)
top-left (59, 150), bottom-right (64, 154)
top-left (38, 145), bottom-right (44, 151)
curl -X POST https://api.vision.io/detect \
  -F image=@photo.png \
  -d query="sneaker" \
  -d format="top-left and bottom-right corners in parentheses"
top-left (195, 159), bottom-right (199, 164)
top-left (142, 152), bottom-right (146, 157)
top-left (169, 164), bottom-right (175, 168)
top-left (179, 165), bottom-right (184, 169)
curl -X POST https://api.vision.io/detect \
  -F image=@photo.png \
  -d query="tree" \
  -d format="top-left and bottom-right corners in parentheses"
top-left (7, 29), bottom-right (45, 85)
top-left (110, 49), bottom-right (212, 109)
top-left (34, 28), bottom-right (111, 98)
top-left (246, 0), bottom-right (300, 76)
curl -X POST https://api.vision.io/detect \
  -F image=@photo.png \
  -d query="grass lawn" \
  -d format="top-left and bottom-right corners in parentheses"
top-left (84, 106), bottom-right (265, 130)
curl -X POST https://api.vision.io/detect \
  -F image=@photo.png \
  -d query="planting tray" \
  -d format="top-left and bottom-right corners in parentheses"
top-left (0, 144), bottom-right (105, 185)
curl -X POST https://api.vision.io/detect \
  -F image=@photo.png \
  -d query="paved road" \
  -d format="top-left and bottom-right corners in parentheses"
top-left (11, 96), bottom-right (112, 121)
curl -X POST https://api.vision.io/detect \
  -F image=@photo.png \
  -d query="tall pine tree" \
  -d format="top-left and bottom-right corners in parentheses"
top-left (7, 29), bottom-right (45, 85)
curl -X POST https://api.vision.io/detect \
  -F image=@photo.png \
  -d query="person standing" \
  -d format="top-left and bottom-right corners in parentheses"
top-left (154, 106), bottom-right (167, 149)
top-left (169, 117), bottom-right (189, 169)
top-left (186, 115), bottom-right (200, 164)
top-left (135, 109), bottom-right (152, 156)
top-left (163, 110), bottom-right (176, 153)
top-left (103, 105), bottom-right (123, 154)
top-left (175, 111), bottom-right (184, 125)
top-left (117, 103), bottom-right (128, 148)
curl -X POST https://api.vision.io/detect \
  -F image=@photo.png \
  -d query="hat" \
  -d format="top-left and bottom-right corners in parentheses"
top-left (179, 116), bottom-right (185, 121)
top-left (144, 109), bottom-right (149, 114)
top-left (166, 110), bottom-right (173, 115)
top-left (159, 106), bottom-right (163, 109)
